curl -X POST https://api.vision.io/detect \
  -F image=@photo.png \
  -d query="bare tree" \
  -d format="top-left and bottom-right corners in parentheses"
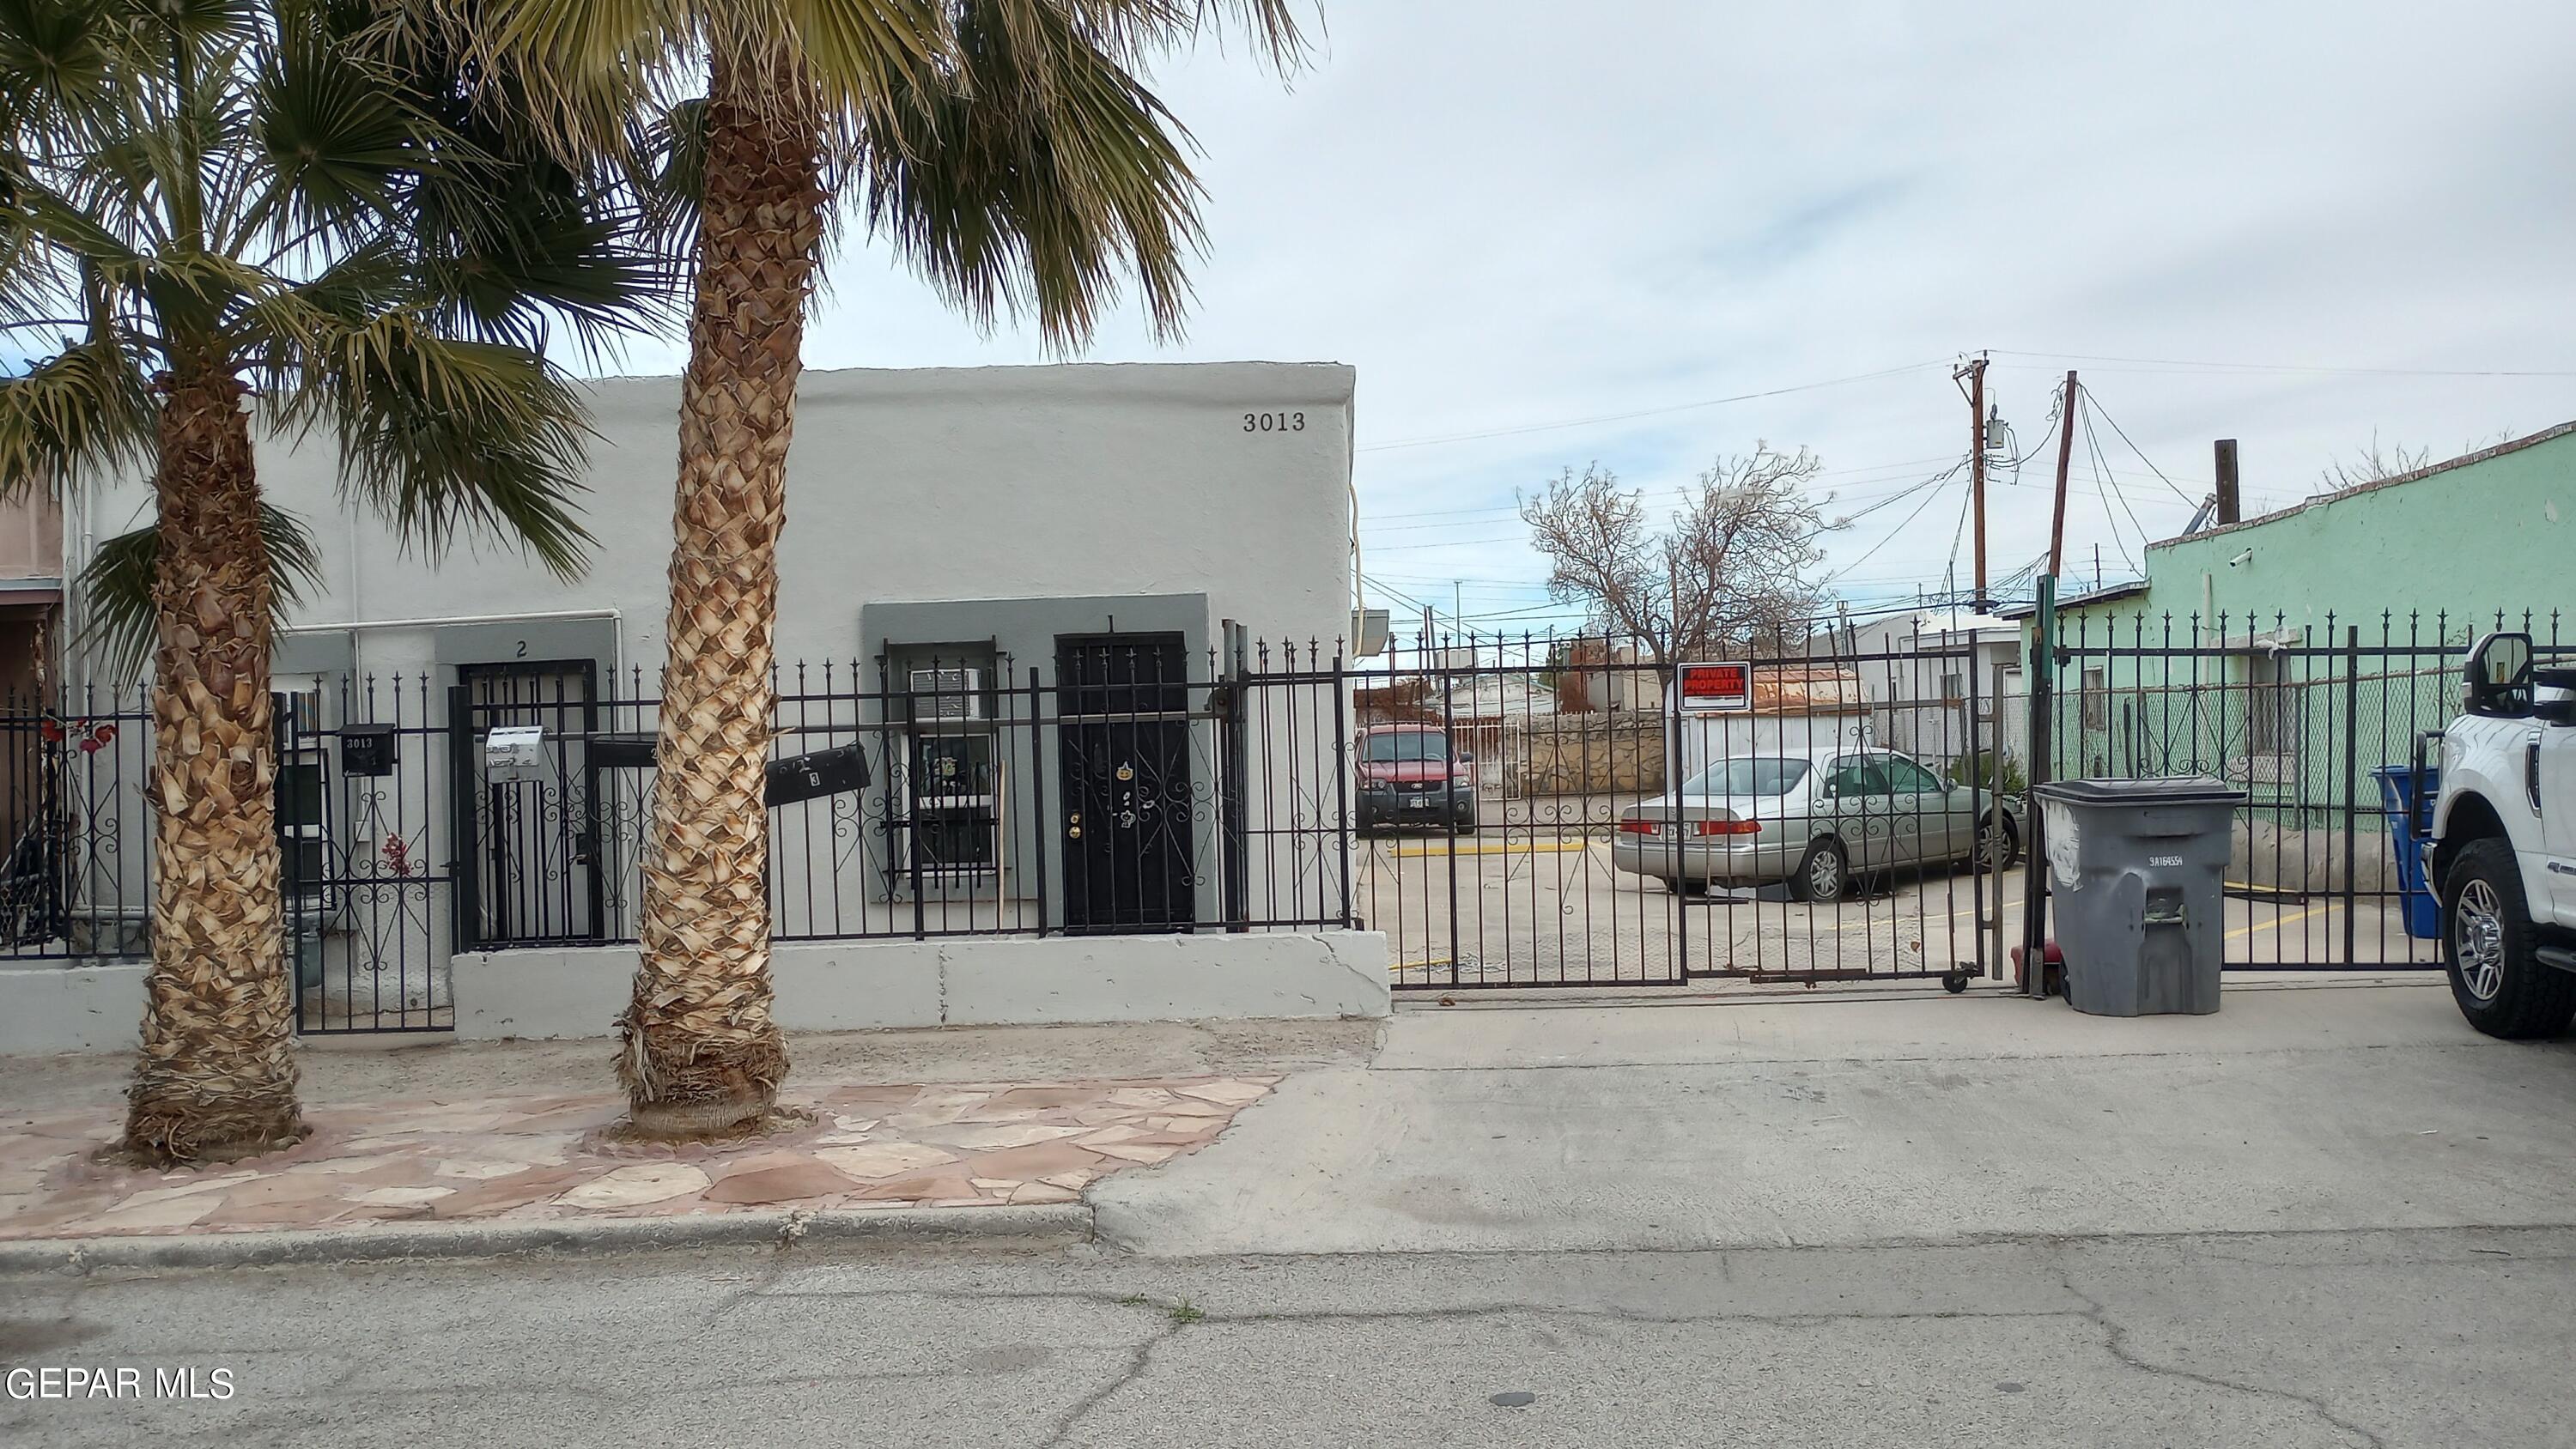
top-left (1520, 444), bottom-right (1837, 664)
top-left (2318, 434), bottom-right (2433, 492)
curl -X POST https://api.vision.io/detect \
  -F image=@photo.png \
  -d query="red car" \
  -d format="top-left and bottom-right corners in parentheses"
top-left (1355, 724), bottom-right (1477, 834)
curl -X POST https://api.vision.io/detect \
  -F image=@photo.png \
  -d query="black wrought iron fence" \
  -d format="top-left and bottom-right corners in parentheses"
top-left (0, 676), bottom-right (456, 1034)
top-left (15, 608), bottom-right (2548, 1022)
top-left (1357, 629), bottom-right (2018, 991)
top-left (0, 688), bottom-right (151, 959)
top-left (2047, 607), bottom-right (2567, 970)
top-left (447, 640), bottom-right (1355, 948)
top-left (0, 644), bottom-right (1356, 1031)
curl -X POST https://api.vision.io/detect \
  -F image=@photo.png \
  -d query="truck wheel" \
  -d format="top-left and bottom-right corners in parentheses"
top-left (2443, 838), bottom-right (2576, 1040)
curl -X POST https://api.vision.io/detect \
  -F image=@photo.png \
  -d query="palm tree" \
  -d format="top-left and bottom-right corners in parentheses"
top-left (460, 0), bottom-right (1308, 1137)
top-left (0, 0), bottom-right (665, 1164)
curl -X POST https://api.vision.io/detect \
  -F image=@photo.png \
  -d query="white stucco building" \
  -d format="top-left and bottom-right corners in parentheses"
top-left (1795, 609), bottom-right (2021, 773)
top-left (4, 361), bottom-right (1388, 1053)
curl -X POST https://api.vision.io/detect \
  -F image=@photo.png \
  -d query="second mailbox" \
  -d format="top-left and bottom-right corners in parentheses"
top-left (766, 743), bottom-right (871, 807)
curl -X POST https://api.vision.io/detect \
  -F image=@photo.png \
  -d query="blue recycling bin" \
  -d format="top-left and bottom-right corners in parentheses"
top-left (2369, 765), bottom-right (2440, 940)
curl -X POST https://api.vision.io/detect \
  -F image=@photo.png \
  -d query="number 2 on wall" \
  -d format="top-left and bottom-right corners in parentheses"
top-left (1243, 411), bottom-right (1305, 433)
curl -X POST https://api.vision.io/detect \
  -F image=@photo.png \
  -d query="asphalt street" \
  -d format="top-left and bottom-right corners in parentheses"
top-left (12, 983), bottom-right (2575, 1446)
top-left (7, 1228), bottom-right (2572, 1448)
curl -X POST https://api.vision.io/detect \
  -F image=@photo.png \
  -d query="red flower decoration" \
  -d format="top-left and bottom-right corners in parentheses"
top-left (39, 719), bottom-right (63, 743)
top-left (77, 737), bottom-right (100, 755)
top-left (90, 724), bottom-right (115, 745)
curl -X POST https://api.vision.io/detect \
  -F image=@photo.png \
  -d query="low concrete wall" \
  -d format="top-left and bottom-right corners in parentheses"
top-left (453, 931), bottom-right (1391, 1041)
top-left (0, 963), bottom-right (146, 1055)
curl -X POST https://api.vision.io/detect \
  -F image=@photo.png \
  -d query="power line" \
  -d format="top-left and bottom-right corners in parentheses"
top-left (1352, 360), bottom-right (1947, 453)
top-left (1359, 452), bottom-right (1970, 522)
top-left (1366, 535), bottom-right (1531, 554)
top-left (2079, 385), bottom-right (2198, 506)
top-left (1991, 349), bottom-right (2576, 379)
top-left (1822, 469), bottom-right (1960, 587)
top-left (1356, 454), bottom-right (1969, 531)
top-left (2079, 399), bottom-right (2145, 576)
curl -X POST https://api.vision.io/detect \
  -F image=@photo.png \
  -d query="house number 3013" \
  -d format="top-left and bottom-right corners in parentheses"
top-left (1243, 411), bottom-right (1305, 433)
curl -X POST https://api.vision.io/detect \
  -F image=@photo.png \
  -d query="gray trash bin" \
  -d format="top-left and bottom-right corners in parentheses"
top-left (2032, 778), bottom-right (2247, 1016)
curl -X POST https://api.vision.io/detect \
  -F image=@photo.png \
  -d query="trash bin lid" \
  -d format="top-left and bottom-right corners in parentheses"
top-left (2032, 777), bottom-right (2248, 807)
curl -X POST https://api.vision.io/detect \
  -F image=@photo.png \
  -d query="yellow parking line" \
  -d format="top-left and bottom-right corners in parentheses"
top-left (1388, 839), bottom-right (1595, 858)
top-left (2227, 902), bottom-right (2331, 940)
top-left (1391, 957), bottom-right (1453, 973)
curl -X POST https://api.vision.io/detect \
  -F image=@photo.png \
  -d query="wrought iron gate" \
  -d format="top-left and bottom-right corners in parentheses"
top-left (281, 676), bottom-right (456, 1034)
top-left (1321, 630), bottom-right (2019, 991)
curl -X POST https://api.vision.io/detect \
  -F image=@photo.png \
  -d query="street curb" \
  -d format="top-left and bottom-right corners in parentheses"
top-left (0, 1203), bottom-right (1093, 1276)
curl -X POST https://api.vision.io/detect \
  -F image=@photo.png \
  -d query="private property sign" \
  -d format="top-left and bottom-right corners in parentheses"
top-left (1675, 661), bottom-right (1753, 713)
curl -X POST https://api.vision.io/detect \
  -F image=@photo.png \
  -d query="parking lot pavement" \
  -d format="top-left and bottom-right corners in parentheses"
top-left (1357, 834), bottom-right (2440, 989)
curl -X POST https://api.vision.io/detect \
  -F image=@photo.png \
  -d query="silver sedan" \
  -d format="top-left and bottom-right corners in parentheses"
top-left (1610, 747), bottom-right (2020, 901)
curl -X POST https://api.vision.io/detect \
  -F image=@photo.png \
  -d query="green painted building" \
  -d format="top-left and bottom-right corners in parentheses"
top-left (2057, 420), bottom-right (2573, 645)
top-left (2002, 421), bottom-right (2573, 896)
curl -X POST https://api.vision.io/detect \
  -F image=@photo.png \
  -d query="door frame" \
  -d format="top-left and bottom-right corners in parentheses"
top-left (1054, 631), bottom-right (1197, 935)
top-left (455, 658), bottom-right (604, 946)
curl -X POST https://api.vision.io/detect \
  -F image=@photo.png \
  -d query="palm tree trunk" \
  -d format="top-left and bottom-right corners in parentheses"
top-left (122, 370), bottom-right (303, 1165)
top-left (619, 48), bottom-right (821, 1137)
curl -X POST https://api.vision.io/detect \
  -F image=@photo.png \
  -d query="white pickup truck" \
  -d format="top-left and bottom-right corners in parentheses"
top-left (2427, 631), bottom-right (2576, 1037)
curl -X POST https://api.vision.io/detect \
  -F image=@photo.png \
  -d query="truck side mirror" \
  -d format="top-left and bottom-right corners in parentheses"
top-left (2463, 631), bottom-right (2534, 718)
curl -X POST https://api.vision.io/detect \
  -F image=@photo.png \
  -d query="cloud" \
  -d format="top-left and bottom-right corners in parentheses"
top-left (611, 0), bottom-right (2576, 626)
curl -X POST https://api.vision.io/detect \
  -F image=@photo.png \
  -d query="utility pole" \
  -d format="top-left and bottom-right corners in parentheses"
top-left (2048, 370), bottom-right (2080, 579)
top-left (1953, 355), bottom-right (1991, 609)
top-left (2213, 439), bottom-right (2241, 525)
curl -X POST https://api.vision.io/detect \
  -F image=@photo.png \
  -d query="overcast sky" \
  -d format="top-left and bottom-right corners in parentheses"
top-left (617, 0), bottom-right (2576, 634)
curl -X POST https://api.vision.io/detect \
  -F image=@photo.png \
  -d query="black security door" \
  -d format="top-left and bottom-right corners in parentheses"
top-left (1057, 634), bottom-right (1195, 932)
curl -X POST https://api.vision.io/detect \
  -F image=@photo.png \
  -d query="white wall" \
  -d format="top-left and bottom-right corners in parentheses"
top-left (0, 964), bottom-right (149, 1055)
top-left (43, 361), bottom-right (1360, 991)
top-left (68, 361), bottom-right (1358, 691)
top-left (449, 931), bottom-right (1391, 1040)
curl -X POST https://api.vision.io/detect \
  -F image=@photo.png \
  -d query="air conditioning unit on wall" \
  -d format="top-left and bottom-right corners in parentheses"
top-left (908, 667), bottom-right (984, 721)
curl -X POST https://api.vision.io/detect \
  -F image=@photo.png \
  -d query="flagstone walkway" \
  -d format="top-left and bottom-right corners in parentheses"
top-left (0, 1076), bottom-right (1275, 1240)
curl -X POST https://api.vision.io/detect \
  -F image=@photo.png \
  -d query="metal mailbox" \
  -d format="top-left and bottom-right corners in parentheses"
top-left (338, 723), bottom-right (398, 778)
top-left (590, 732), bottom-right (659, 770)
top-left (766, 743), bottom-right (870, 807)
top-left (482, 724), bottom-right (547, 782)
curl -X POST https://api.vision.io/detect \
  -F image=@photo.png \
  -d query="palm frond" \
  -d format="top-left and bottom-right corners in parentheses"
top-left (0, 333), bottom-right (153, 494)
top-left (344, 0), bottom-right (683, 360)
top-left (274, 307), bottom-right (595, 579)
top-left (1004, 0), bottom-right (1310, 77)
top-left (76, 499), bottom-right (323, 683)
top-left (776, 0), bottom-right (948, 149)
top-left (416, 0), bottom-right (696, 167)
top-left (635, 94), bottom-right (708, 261)
top-left (858, 0), bottom-right (1206, 348)
top-left (0, 0), bottom-right (148, 134)
top-left (246, 11), bottom-right (439, 252)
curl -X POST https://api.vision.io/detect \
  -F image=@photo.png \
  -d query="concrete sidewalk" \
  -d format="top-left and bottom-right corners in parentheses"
top-left (1, 1077), bottom-right (1273, 1252)
top-left (0, 1018), bottom-right (1382, 1258)
top-left (1096, 980), bottom-right (2576, 1255)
